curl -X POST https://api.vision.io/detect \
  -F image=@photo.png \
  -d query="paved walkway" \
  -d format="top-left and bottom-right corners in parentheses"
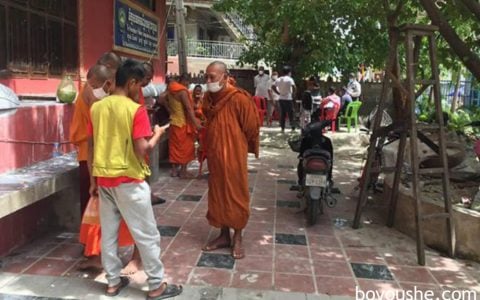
top-left (0, 129), bottom-right (479, 299)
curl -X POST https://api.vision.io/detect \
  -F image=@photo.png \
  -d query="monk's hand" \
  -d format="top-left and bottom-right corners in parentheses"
top-left (153, 124), bottom-right (166, 136)
top-left (89, 180), bottom-right (98, 197)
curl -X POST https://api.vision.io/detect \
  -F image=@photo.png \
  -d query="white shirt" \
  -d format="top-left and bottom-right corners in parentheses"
top-left (254, 74), bottom-right (271, 99)
top-left (271, 78), bottom-right (280, 101)
top-left (347, 80), bottom-right (361, 98)
top-left (274, 75), bottom-right (295, 100)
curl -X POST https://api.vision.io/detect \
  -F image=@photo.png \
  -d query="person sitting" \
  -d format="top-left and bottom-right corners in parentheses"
top-left (338, 87), bottom-right (352, 116)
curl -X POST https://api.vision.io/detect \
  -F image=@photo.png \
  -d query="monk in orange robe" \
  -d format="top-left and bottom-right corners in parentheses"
top-left (202, 61), bottom-right (260, 259)
top-left (166, 75), bottom-right (202, 178)
top-left (72, 53), bottom-right (137, 272)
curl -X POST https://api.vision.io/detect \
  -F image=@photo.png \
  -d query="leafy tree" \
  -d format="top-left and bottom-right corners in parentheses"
top-left (215, 0), bottom-right (480, 83)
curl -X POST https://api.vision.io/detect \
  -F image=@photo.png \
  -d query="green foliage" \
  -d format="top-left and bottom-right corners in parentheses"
top-left (448, 106), bottom-right (480, 138)
top-left (214, 0), bottom-right (480, 81)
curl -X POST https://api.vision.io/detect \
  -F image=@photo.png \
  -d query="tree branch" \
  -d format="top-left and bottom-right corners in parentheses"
top-left (458, 0), bottom-right (480, 21)
top-left (419, 0), bottom-right (480, 80)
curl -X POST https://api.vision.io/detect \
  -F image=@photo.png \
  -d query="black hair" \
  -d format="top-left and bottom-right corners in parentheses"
top-left (328, 86), bottom-right (335, 94)
top-left (115, 59), bottom-right (145, 87)
top-left (194, 84), bottom-right (203, 90)
top-left (282, 66), bottom-right (291, 76)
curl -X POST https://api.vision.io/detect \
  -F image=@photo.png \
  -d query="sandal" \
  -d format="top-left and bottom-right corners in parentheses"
top-left (146, 283), bottom-right (183, 300)
top-left (105, 277), bottom-right (129, 297)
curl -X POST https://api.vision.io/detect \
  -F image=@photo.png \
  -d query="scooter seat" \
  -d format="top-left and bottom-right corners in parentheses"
top-left (303, 148), bottom-right (331, 160)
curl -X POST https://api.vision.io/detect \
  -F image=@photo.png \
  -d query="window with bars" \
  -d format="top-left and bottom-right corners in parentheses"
top-left (0, 0), bottom-right (78, 78)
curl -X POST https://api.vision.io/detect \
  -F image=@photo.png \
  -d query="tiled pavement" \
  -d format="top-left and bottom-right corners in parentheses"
top-left (0, 130), bottom-right (479, 299)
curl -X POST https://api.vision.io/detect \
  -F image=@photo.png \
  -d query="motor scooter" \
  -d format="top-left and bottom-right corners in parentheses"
top-left (288, 119), bottom-right (337, 225)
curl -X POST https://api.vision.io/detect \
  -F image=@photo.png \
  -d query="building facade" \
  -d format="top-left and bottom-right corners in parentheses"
top-left (0, 0), bottom-right (167, 173)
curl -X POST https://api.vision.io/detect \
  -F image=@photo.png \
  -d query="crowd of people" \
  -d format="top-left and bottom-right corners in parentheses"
top-left (253, 66), bottom-right (362, 131)
top-left (69, 53), bottom-right (260, 299)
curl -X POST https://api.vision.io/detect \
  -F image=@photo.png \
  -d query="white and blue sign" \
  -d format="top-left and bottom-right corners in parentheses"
top-left (114, 0), bottom-right (159, 58)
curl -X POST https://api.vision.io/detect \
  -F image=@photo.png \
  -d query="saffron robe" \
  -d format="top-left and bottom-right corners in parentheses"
top-left (203, 85), bottom-right (260, 229)
top-left (167, 82), bottom-right (196, 164)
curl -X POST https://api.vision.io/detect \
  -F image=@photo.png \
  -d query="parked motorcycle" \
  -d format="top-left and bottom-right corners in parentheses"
top-left (288, 119), bottom-right (337, 225)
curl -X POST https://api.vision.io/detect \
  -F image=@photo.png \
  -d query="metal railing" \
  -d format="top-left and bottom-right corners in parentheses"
top-left (166, 0), bottom-right (256, 40)
top-left (167, 39), bottom-right (245, 59)
top-left (223, 12), bottom-right (256, 40)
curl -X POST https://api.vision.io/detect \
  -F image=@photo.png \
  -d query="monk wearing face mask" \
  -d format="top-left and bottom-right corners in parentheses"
top-left (201, 61), bottom-right (260, 259)
top-left (70, 51), bottom-right (121, 217)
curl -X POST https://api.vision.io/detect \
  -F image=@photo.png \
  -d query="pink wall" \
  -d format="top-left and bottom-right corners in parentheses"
top-left (0, 0), bottom-right (167, 173)
top-left (0, 104), bottom-right (75, 173)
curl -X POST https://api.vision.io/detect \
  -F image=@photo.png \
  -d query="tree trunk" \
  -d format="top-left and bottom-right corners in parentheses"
top-left (458, 0), bottom-right (480, 21)
top-left (450, 67), bottom-right (462, 112)
top-left (384, 0), bottom-right (406, 123)
top-left (419, 0), bottom-right (480, 80)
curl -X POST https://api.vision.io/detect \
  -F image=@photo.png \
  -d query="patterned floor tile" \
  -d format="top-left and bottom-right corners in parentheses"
top-left (274, 273), bottom-right (315, 293)
top-left (176, 194), bottom-right (202, 202)
top-left (351, 263), bottom-right (394, 281)
top-left (197, 253), bottom-right (235, 270)
top-left (157, 225), bottom-right (180, 237)
top-left (275, 233), bottom-right (307, 246)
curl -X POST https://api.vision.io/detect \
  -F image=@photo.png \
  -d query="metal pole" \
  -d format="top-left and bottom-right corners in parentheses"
top-left (175, 0), bottom-right (188, 75)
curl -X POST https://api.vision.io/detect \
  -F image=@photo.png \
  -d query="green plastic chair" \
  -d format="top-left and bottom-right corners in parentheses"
top-left (339, 101), bottom-right (362, 132)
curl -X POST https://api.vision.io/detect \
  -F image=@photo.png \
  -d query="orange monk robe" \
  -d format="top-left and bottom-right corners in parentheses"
top-left (69, 84), bottom-right (90, 162)
top-left (202, 85), bottom-right (260, 230)
top-left (167, 82), bottom-right (196, 164)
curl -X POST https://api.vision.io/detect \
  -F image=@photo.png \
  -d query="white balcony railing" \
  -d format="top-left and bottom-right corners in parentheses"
top-left (167, 39), bottom-right (246, 59)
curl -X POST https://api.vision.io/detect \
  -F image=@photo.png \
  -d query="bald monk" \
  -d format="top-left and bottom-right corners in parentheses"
top-left (70, 51), bottom-right (121, 217)
top-left (167, 74), bottom-right (202, 178)
top-left (202, 61), bottom-right (260, 259)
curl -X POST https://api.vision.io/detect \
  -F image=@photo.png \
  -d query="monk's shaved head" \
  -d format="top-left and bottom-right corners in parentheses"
top-left (207, 61), bottom-right (228, 74)
top-left (205, 61), bottom-right (229, 93)
top-left (87, 64), bottom-right (115, 83)
top-left (97, 51), bottom-right (122, 70)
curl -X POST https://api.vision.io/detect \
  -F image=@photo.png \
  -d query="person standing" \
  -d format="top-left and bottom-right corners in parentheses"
top-left (166, 74), bottom-right (202, 178)
top-left (254, 66), bottom-right (272, 126)
top-left (269, 71), bottom-right (280, 125)
top-left (139, 62), bottom-right (167, 206)
top-left (272, 66), bottom-right (297, 132)
top-left (346, 73), bottom-right (362, 101)
top-left (70, 51), bottom-right (121, 218)
top-left (201, 61), bottom-right (260, 259)
top-left (88, 59), bottom-right (182, 299)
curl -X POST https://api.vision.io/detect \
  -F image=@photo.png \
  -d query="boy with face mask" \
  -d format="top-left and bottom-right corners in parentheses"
top-left (88, 59), bottom-right (182, 299)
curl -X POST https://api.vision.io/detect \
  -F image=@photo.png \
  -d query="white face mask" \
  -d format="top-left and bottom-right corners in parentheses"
top-left (259, 70), bottom-right (264, 75)
top-left (272, 75), bottom-right (278, 80)
top-left (92, 82), bottom-right (109, 100)
top-left (207, 80), bottom-right (223, 93)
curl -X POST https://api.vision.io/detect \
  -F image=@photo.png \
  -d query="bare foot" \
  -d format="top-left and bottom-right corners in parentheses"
top-left (121, 258), bottom-right (142, 275)
top-left (202, 234), bottom-right (231, 252)
top-left (179, 171), bottom-right (196, 179)
top-left (78, 255), bottom-right (102, 270)
top-left (232, 239), bottom-right (245, 259)
top-left (170, 169), bottom-right (179, 177)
